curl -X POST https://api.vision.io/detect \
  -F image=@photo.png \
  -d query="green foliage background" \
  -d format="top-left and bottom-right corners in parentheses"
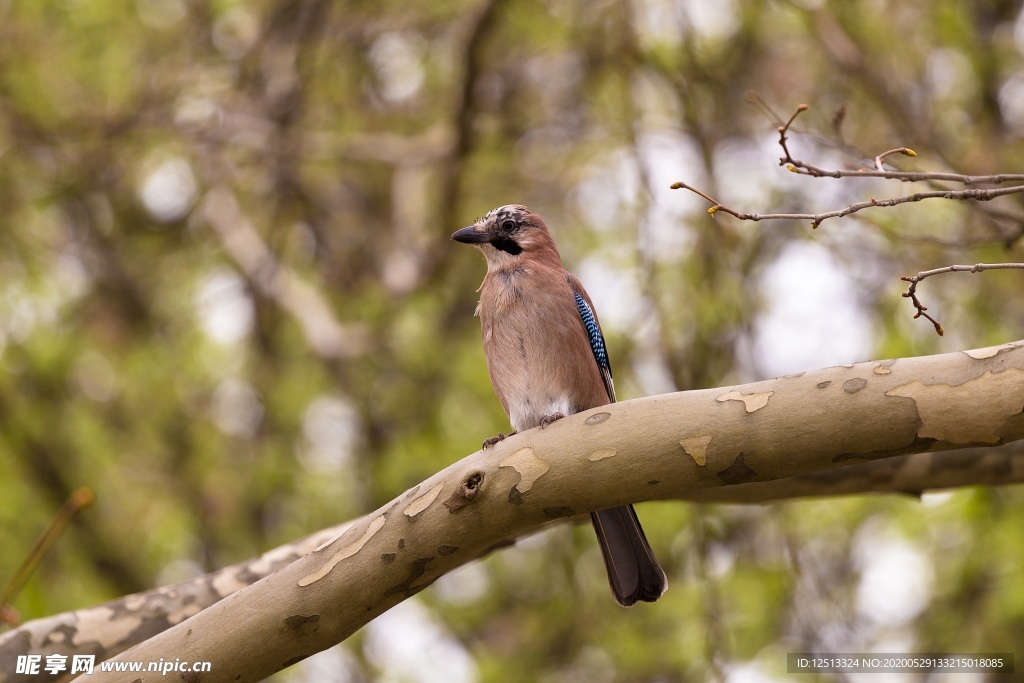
top-left (1, 0), bottom-right (1023, 680)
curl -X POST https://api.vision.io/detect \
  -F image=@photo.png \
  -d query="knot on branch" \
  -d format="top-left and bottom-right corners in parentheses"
top-left (444, 472), bottom-right (484, 512)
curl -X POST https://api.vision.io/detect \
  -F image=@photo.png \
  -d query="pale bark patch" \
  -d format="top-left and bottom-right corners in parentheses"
top-left (678, 435), bottom-right (713, 466)
top-left (500, 447), bottom-right (549, 493)
top-left (404, 482), bottom-right (444, 517)
top-left (964, 343), bottom-right (1017, 360)
top-left (886, 368), bottom-right (1024, 444)
top-left (298, 515), bottom-right (386, 586)
top-left (716, 389), bottom-right (774, 412)
top-left (586, 448), bottom-right (617, 462)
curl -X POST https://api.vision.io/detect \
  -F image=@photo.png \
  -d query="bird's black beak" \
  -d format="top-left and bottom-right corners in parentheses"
top-left (451, 225), bottom-right (491, 244)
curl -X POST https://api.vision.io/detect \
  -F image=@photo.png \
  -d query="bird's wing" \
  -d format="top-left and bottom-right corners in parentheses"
top-left (567, 274), bottom-right (616, 403)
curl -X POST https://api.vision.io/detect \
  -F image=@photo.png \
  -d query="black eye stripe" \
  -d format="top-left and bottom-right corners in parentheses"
top-left (491, 235), bottom-right (522, 255)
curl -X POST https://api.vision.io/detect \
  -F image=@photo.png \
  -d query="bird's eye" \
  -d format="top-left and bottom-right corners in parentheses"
top-left (501, 219), bottom-right (516, 232)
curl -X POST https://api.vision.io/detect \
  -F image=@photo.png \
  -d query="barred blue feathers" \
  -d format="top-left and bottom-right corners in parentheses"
top-left (574, 292), bottom-right (610, 373)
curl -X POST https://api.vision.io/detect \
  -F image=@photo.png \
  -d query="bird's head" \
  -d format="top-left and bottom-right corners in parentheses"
top-left (451, 204), bottom-right (561, 269)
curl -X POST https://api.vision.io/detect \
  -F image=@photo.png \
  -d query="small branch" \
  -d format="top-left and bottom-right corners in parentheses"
top-left (776, 105), bottom-right (1024, 184)
top-left (671, 104), bottom-right (1024, 228)
top-left (874, 147), bottom-right (916, 171)
top-left (1, 488), bottom-right (93, 626)
top-left (900, 279), bottom-right (945, 337)
top-left (670, 182), bottom-right (1024, 229)
top-left (673, 103), bottom-right (1024, 336)
top-left (901, 263), bottom-right (1024, 335)
top-left (775, 103), bottom-right (808, 164)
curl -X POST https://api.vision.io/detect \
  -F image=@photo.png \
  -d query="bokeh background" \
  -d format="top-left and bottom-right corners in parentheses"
top-left (2, 0), bottom-right (1024, 680)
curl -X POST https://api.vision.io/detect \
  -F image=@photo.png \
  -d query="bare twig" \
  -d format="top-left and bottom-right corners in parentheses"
top-left (1, 488), bottom-right (94, 626)
top-left (775, 103), bottom-right (808, 164)
top-left (776, 105), bottom-right (1024, 184)
top-left (874, 147), bottom-right (916, 171)
top-left (671, 182), bottom-right (1024, 229)
top-left (900, 263), bottom-right (1024, 336)
top-left (900, 279), bottom-right (946, 337)
top-left (672, 103), bottom-right (1024, 336)
top-left (671, 104), bottom-right (1024, 228)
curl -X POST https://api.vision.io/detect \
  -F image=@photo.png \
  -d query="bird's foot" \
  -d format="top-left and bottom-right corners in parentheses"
top-left (539, 412), bottom-right (565, 428)
top-left (482, 431), bottom-right (516, 449)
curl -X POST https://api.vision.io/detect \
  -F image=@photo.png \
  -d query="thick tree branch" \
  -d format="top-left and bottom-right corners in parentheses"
top-left (0, 527), bottom-right (347, 683)
top-left (688, 441), bottom-right (1024, 503)
top-left (4, 343), bottom-right (1023, 681)
top-left (7, 440), bottom-right (1024, 682)
top-left (50, 340), bottom-right (1024, 682)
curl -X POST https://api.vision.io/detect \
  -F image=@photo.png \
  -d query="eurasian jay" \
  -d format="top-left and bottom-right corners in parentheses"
top-left (452, 204), bottom-right (667, 606)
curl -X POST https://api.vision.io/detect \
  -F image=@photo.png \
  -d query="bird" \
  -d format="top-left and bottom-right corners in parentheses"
top-left (452, 204), bottom-right (667, 606)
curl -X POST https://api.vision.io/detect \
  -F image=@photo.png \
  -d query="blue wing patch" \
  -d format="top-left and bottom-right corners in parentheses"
top-left (573, 292), bottom-right (610, 372)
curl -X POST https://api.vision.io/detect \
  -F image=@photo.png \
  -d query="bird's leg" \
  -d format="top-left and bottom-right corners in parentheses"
top-left (539, 412), bottom-right (565, 428)
top-left (482, 431), bottom-right (517, 449)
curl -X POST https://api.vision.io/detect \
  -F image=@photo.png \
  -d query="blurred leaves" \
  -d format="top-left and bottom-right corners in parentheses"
top-left (2, 0), bottom-right (1024, 680)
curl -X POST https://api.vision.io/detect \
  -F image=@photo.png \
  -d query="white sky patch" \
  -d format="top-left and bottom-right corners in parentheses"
top-left (194, 268), bottom-right (254, 345)
top-left (3, 283), bottom-right (46, 342)
top-left (724, 660), bottom-right (792, 683)
top-left (139, 156), bottom-right (198, 223)
top-left (155, 557), bottom-right (204, 588)
top-left (0, 217), bottom-right (91, 352)
top-left (369, 32), bottom-right (426, 103)
top-left (299, 395), bottom-right (361, 472)
top-left (571, 148), bottom-right (640, 233)
top-left (925, 48), bottom-right (977, 102)
top-left (634, 0), bottom-right (739, 48)
top-left (4, 291), bottom-right (35, 343)
top-left (574, 257), bottom-right (645, 334)
top-left (997, 71), bottom-right (1024, 134)
top-left (1014, 5), bottom-right (1024, 56)
top-left (633, 0), bottom-right (680, 49)
top-left (210, 377), bottom-right (263, 438)
top-left (433, 562), bottom-right (490, 606)
top-left (363, 599), bottom-right (477, 683)
top-left (854, 527), bottom-right (933, 627)
top-left (713, 138), bottom-right (789, 211)
top-left (54, 250), bottom-right (91, 300)
top-left (570, 133), bottom-right (702, 263)
top-left (920, 490), bottom-right (956, 508)
top-left (746, 241), bottom-right (873, 378)
top-left (680, 0), bottom-right (739, 41)
top-left (637, 132), bottom-right (702, 262)
top-left (630, 326), bottom-right (679, 396)
top-left (293, 645), bottom-right (363, 683)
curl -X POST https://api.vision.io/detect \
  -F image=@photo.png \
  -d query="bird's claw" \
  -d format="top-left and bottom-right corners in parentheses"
top-left (482, 431), bottom-right (517, 449)
top-left (539, 413), bottom-right (565, 428)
